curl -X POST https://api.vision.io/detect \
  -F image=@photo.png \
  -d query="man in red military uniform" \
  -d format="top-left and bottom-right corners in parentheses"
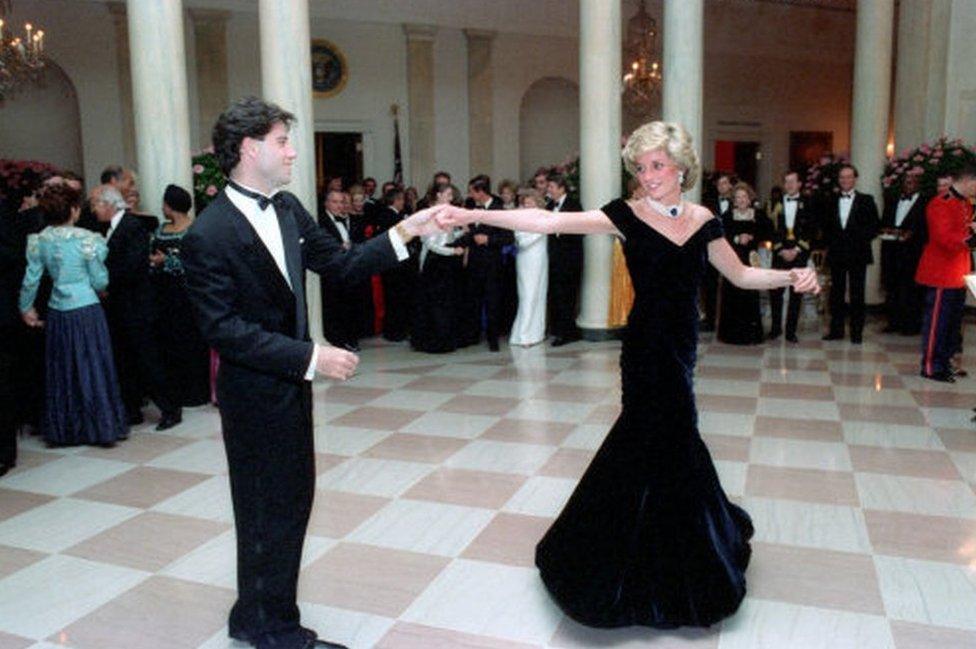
top-left (916, 164), bottom-right (976, 382)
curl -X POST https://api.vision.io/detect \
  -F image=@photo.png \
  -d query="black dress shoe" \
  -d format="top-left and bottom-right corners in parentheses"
top-left (767, 329), bottom-right (782, 341)
top-left (550, 337), bottom-right (567, 347)
top-left (252, 628), bottom-right (348, 649)
top-left (487, 339), bottom-right (500, 352)
top-left (156, 412), bottom-right (182, 431)
top-left (921, 371), bottom-right (955, 383)
top-left (850, 336), bottom-right (862, 345)
top-left (0, 463), bottom-right (12, 478)
top-left (954, 368), bottom-right (969, 378)
top-left (821, 333), bottom-right (844, 341)
top-left (785, 333), bottom-right (799, 343)
top-left (127, 412), bottom-right (145, 426)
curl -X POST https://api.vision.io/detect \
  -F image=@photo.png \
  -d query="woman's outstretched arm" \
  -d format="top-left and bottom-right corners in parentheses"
top-left (708, 236), bottom-right (820, 293)
top-left (434, 204), bottom-right (618, 235)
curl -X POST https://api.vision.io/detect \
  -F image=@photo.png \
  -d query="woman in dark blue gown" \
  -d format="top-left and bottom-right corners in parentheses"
top-left (435, 121), bottom-right (819, 630)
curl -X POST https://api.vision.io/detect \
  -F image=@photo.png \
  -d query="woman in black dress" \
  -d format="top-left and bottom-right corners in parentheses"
top-left (717, 182), bottom-right (772, 345)
top-left (435, 121), bottom-right (818, 629)
top-left (149, 185), bottom-right (210, 407)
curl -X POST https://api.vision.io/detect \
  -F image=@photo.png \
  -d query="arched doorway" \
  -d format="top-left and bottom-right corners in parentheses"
top-left (0, 60), bottom-right (83, 174)
top-left (519, 77), bottom-right (579, 181)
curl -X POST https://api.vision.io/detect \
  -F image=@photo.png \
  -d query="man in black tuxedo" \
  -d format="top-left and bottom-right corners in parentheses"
top-left (181, 97), bottom-right (435, 649)
top-left (372, 187), bottom-right (415, 341)
top-left (546, 172), bottom-right (583, 346)
top-left (768, 170), bottom-right (817, 342)
top-left (880, 173), bottom-right (927, 335)
top-left (318, 189), bottom-right (359, 351)
top-left (91, 184), bottom-right (182, 430)
top-left (701, 173), bottom-right (734, 331)
top-left (0, 198), bottom-right (22, 476)
top-left (821, 164), bottom-right (880, 344)
top-left (460, 174), bottom-right (513, 351)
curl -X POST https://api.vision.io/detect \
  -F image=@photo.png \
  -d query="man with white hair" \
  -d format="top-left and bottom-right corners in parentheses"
top-left (91, 184), bottom-right (181, 430)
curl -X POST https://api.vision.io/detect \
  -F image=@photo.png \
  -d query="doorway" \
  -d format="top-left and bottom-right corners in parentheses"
top-left (714, 140), bottom-right (760, 190)
top-left (315, 131), bottom-right (363, 201)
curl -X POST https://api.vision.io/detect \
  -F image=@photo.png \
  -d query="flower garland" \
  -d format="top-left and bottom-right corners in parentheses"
top-left (882, 136), bottom-right (976, 196)
top-left (0, 159), bottom-right (61, 204)
top-left (191, 148), bottom-right (226, 213)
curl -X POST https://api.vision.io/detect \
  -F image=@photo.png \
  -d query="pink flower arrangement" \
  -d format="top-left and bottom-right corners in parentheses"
top-left (882, 136), bottom-right (975, 196)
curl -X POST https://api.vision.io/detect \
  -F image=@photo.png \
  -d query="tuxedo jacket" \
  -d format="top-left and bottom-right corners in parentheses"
top-left (104, 212), bottom-right (155, 326)
top-left (548, 196), bottom-right (584, 276)
top-left (769, 197), bottom-right (817, 268)
top-left (317, 211), bottom-right (349, 244)
top-left (461, 196), bottom-right (514, 270)
top-left (821, 192), bottom-right (880, 266)
top-left (881, 193), bottom-right (927, 258)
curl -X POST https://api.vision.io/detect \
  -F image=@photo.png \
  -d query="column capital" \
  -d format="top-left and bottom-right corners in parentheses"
top-left (403, 23), bottom-right (438, 42)
top-left (188, 8), bottom-right (232, 26)
top-left (463, 28), bottom-right (497, 42)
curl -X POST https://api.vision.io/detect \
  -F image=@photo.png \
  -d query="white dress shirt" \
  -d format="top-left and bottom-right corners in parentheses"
top-left (839, 192), bottom-right (855, 229)
top-left (894, 193), bottom-right (918, 228)
top-left (105, 209), bottom-right (126, 242)
top-left (227, 182), bottom-right (409, 380)
top-left (552, 194), bottom-right (567, 212)
top-left (718, 197), bottom-right (730, 215)
top-left (325, 211), bottom-right (350, 245)
top-left (783, 195), bottom-right (799, 231)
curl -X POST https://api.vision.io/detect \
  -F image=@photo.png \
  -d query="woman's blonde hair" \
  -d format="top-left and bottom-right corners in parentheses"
top-left (732, 181), bottom-right (756, 203)
top-left (622, 121), bottom-right (700, 192)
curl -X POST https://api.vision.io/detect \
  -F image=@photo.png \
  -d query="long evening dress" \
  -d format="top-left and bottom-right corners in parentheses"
top-left (716, 210), bottom-right (767, 345)
top-left (509, 229), bottom-right (548, 346)
top-left (535, 199), bottom-right (753, 629)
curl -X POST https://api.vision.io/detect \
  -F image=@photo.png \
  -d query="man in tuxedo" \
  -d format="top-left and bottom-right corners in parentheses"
top-left (372, 187), bottom-right (414, 341)
top-left (915, 164), bottom-right (976, 382)
top-left (532, 167), bottom-right (551, 204)
top-left (91, 184), bottom-right (182, 430)
top-left (460, 174), bottom-right (513, 351)
top-left (318, 189), bottom-right (359, 351)
top-left (181, 97), bottom-right (434, 649)
top-left (821, 164), bottom-right (880, 344)
top-left (768, 170), bottom-right (817, 342)
top-left (0, 199), bottom-right (22, 476)
top-left (546, 172), bottom-right (583, 346)
top-left (701, 173), bottom-right (734, 331)
top-left (880, 173), bottom-right (927, 335)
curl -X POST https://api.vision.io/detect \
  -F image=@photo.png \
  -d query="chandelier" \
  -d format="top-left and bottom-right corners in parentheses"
top-left (621, 0), bottom-right (661, 115)
top-left (0, 1), bottom-right (46, 102)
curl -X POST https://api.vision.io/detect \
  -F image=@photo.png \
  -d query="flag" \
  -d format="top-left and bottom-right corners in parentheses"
top-left (392, 104), bottom-right (403, 187)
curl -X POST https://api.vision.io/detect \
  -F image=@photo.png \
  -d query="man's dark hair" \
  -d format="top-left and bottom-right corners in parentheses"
top-left (839, 163), bottom-right (859, 178)
top-left (363, 177), bottom-right (376, 186)
top-left (382, 187), bottom-right (404, 206)
top-left (433, 170), bottom-right (451, 182)
top-left (212, 96), bottom-right (296, 176)
top-left (783, 169), bottom-right (802, 182)
top-left (100, 165), bottom-right (124, 184)
top-left (951, 163), bottom-right (976, 180)
top-left (468, 174), bottom-right (491, 194)
top-left (546, 171), bottom-right (568, 189)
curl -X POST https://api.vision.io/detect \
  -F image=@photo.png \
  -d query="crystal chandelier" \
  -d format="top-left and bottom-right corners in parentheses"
top-left (0, 1), bottom-right (47, 102)
top-left (621, 0), bottom-right (661, 115)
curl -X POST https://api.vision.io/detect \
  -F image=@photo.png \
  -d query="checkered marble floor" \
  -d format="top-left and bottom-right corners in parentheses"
top-left (2, 321), bottom-right (976, 649)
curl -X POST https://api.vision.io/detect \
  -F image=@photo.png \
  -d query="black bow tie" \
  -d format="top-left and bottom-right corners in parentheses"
top-left (841, 193), bottom-right (854, 200)
top-left (900, 195), bottom-right (914, 201)
top-left (785, 197), bottom-right (798, 202)
top-left (229, 180), bottom-right (281, 211)
top-left (335, 215), bottom-right (348, 225)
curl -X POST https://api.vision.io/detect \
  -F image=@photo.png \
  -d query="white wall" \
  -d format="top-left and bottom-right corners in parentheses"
top-left (945, 0), bottom-right (976, 141)
top-left (519, 77), bottom-right (580, 181)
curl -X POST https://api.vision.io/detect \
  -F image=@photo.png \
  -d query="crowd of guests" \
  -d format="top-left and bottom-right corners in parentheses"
top-left (314, 168), bottom-right (585, 355)
top-left (0, 167), bottom-right (210, 474)
top-left (701, 164), bottom-right (976, 385)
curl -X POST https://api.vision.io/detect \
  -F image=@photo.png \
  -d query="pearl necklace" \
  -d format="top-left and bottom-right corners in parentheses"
top-left (644, 196), bottom-right (683, 218)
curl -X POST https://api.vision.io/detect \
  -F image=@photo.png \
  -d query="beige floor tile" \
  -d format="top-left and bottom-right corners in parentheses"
top-left (0, 631), bottom-right (32, 649)
top-left (831, 372), bottom-right (905, 389)
top-left (748, 542), bottom-right (884, 614)
top-left (300, 542), bottom-right (449, 617)
top-left (849, 446), bottom-right (961, 480)
top-left (583, 404), bottom-right (621, 425)
top-left (460, 513), bottom-right (552, 567)
top-left (403, 375), bottom-right (478, 393)
top-left (760, 382), bottom-right (835, 401)
top-left (697, 394), bottom-right (758, 414)
top-left (864, 510), bottom-right (976, 564)
top-left (696, 366), bottom-right (762, 381)
top-left (376, 621), bottom-right (541, 648)
top-left (839, 403), bottom-right (927, 426)
top-left (536, 449), bottom-right (595, 480)
top-left (480, 419), bottom-right (574, 446)
top-left (314, 452), bottom-right (349, 475)
top-left (753, 416), bottom-right (843, 442)
top-left (911, 390), bottom-right (976, 408)
top-left (763, 358), bottom-right (829, 371)
top-left (79, 434), bottom-right (192, 464)
top-left (404, 468), bottom-right (527, 509)
top-left (530, 384), bottom-right (609, 403)
top-left (888, 620), bottom-right (976, 649)
top-left (321, 385), bottom-right (392, 405)
top-left (0, 489), bottom-right (54, 524)
top-left (307, 489), bottom-right (390, 539)
top-left (362, 433), bottom-right (467, 464)
top-left (438, 395), bottom-right (521, 417)
top-left (702, 434), bottom-right (751, 462)
top-left (329, 406), bottom-right (424, 430)
top-left (745, 465), bottom-right (860, 506)
top-left (55, 576), bottom-right (234, 649)
top-left (491, 366), bottom-right (559, 382)
top-left (550, 618), bottom-right (719, 648)
top-left (936, 428), bottom-right (976, 453)
top-left (73, 466), bottom-right (210, 509)
top-left (0, 545), bottom-right (45, 581)
top-left (65, 512), bottom-right (229, 572)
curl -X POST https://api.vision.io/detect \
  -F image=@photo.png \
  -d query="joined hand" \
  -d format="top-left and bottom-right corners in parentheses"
top-left (316, 345), bottom-right (359, 381)
top-left (788, 267), bottom-right (820, 294)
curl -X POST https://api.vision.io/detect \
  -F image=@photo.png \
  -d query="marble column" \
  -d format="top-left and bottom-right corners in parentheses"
top-left (126, 0), bottom-right (193, 219)
top-left (107, 2), bottom-right (136, 169)
top-left (465, 29), bottom-right (495, 179)
top-left (189, 9), bottom-right (230, 151)
top-left (258, 0), bottom-right (323, 343)
top-left (404, 24), bottom-right (437, 188)
top-left (576, 0), bottom-right (621, 337)
top-left (850, 0), bottom-right (894, 305)
top-left (662, 0), bottom-right (704, 203)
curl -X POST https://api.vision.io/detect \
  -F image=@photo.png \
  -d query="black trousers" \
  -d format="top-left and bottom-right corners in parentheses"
top-left (828, 263), bottom-right (868, 339)
top-left (0, 324), bottom-right (18, 467)
top-left (109, 315), bottom-right (179, 417)
top-left (769, 286), bottom-right (804, 337)
top-left (220, 382), bottom-right (314, 640)
top-left (548, 257), bottom-right (582, 339)
top-left (321, 280), bottom-right (359, 348)
top-left (464, 259), bottom-right (503, 346)
top-left (381, 266), bottom-right (413, 342)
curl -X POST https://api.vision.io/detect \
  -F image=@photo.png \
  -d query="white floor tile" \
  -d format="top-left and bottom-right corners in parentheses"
top-left (151, 475), bottom-right (234, 523)
top-left (742, 497), bottom-right (872, 554)
top-left (0, 497), bottom-right (139, 553)
top-left (347, 499), bottom-right (494, 556)
top-left (874, 555), bottom-right (976, 630)
top-left (313, 426), bottom-right (391, 456)
top-left (400, 411), bottom-right (499, 439)
top-left (146, 439), bottom-right (228, 475)
top-left (0, 456), bottom-right (134, 497)
top-left (503, 476), bottom-right (577, 517)
top-left (444, 440), bottom-right (556, 476)
top-left (750, 437), bottom-right (852, 472)
top-left (316, 458), bottom-right (434, 497)
top-left (854, 473), bottom-right (976, 519)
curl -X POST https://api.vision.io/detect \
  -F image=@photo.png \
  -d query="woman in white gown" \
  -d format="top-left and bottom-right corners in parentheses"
top-left (510, 189), bottom-right (549, 346)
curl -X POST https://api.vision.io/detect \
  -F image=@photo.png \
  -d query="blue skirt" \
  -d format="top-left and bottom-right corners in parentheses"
top-left (44, 303), bottom-right (127, 445)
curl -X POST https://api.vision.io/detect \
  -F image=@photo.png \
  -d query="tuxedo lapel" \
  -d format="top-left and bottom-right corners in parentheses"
top-left (223, 193), bottom-right (295, 313)
top-left (276, 201), bottom-right (307, 338)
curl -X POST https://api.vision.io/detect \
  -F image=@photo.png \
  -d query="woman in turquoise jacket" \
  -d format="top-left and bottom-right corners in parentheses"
top-left (19, 183), bottom-right (127, 446)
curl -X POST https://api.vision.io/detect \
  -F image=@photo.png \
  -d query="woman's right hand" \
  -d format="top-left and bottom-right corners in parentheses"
top-left (789, 267), bottom-right (820, 294)
top-left (433, 204), bottom-right (470, 229)
top-left (21, 308), bottom-right (43, 328)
